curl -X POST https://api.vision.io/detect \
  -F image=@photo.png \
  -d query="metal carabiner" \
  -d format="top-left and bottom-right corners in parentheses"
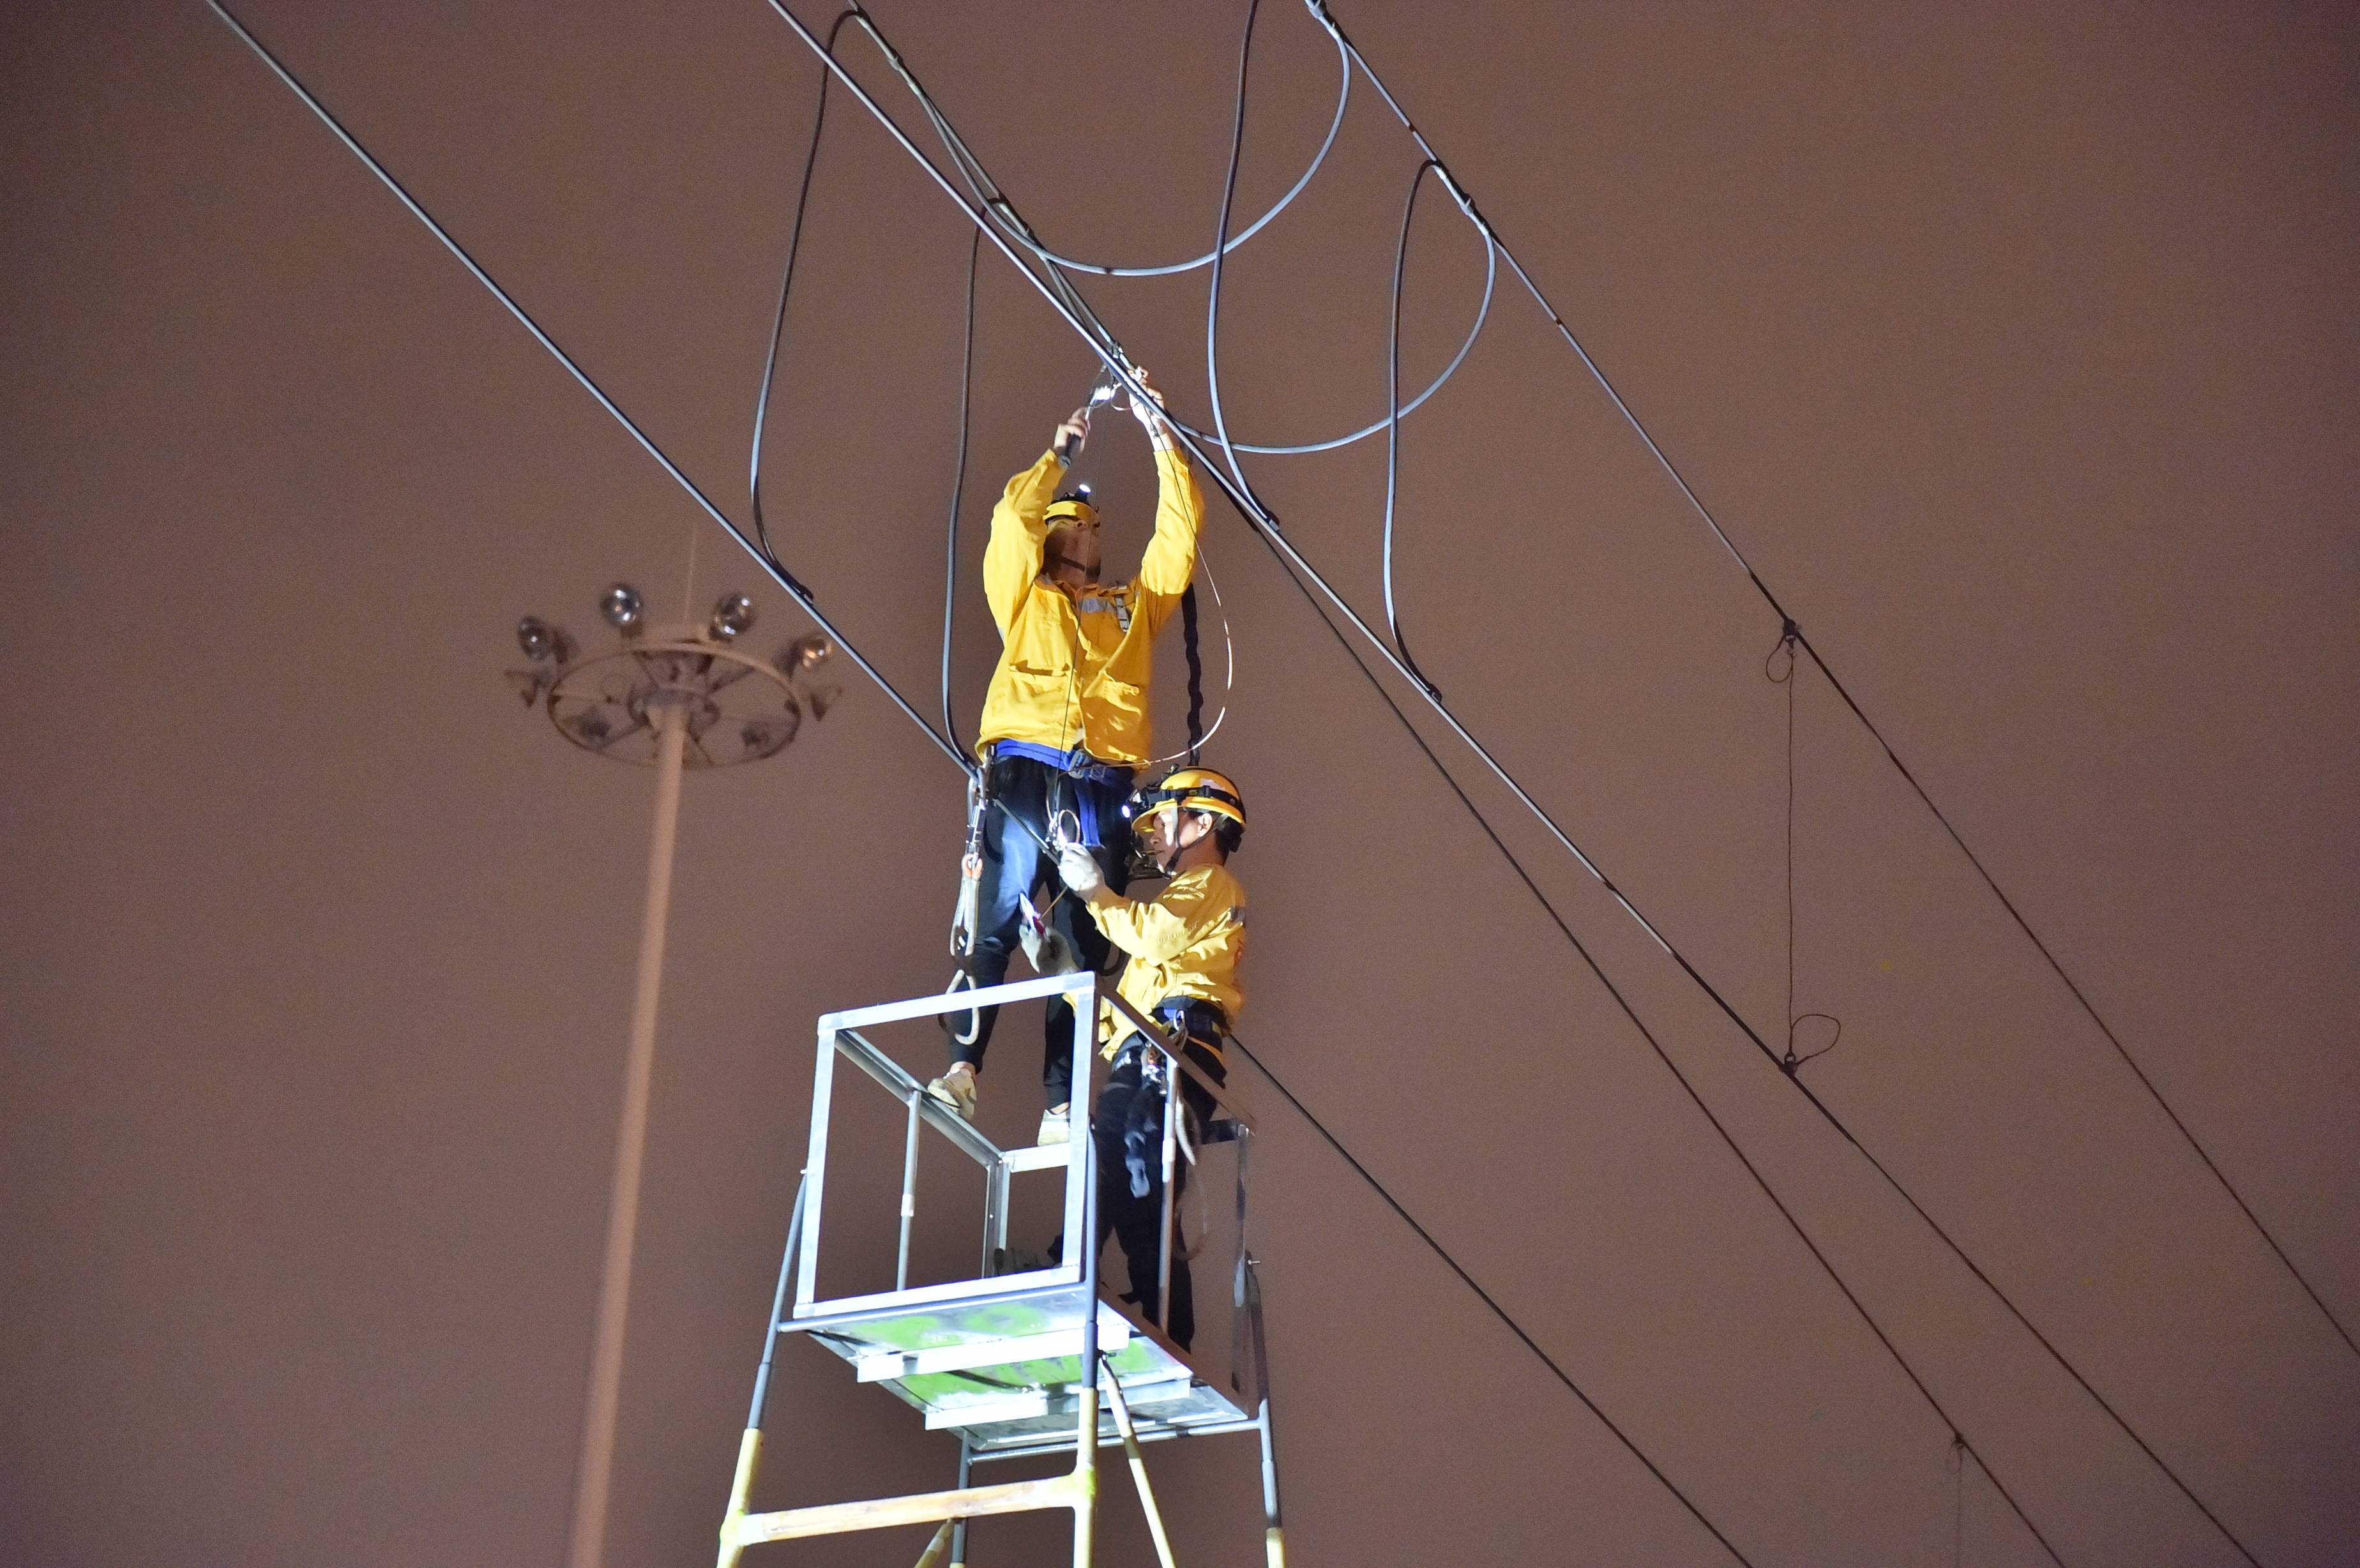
top-left (949, 773), bottom-right (989, 957)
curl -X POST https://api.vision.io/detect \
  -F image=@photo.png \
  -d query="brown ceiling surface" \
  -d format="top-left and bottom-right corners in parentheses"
top-left (3, 1), bottom-right (2355, 1565)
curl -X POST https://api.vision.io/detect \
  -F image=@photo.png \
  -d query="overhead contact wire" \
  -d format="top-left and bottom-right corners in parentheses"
top-left (1241, 510), bottom-right (2066, 1567)
top-left (208, 2), bottom-right (2269, 1556)
top-left (764, 7), bottom-right (1750, 1558)
top-left (201, 0), bottom-right (974, 782)
top-left (777, 5), bottom-right (2031, 1558)
top-left (759, 8), bottom-right (2270, 1559)
top-left (1300, 0), bottom-right (2356, 1365)
top-left (1224, 1030), bottom-right (1764, 1568)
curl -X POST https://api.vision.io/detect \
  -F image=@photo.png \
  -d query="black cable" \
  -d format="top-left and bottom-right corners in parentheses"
top-left (1951, 1434), bottom-right (1969, 1568)
top-left (1805, 631), bottom-right (2357, 1353)
top-left (1190, 3), bottom-right (1495, 471)
top-left (1767, 623), bottom-right (1840, 1074)
top-left (1301, 0), bottom-right (2357, 1366)
top-left (940, 227), bottom-right (980, 748)
top-left (1238, 510), bottom-right (2067, 1567)
top-left (1384, 159), bottom-right (1445, 695)
top-left (212, 4), bottom-right (2278, 1556)
top-left (1201, 0), bottom-right (1268, 499)
top-left (751, 8), bottom-right (855, 580)
top-left (740, 15), bottom-right (1744, 1551)
top-left (1179, 582), bottom-right (1206, 760)
top-left (204, 0), bottom-right (981, 782)
top-left (879, 0), bottom-right (1495, 465)
top-left (1224, 1030), bottom-right (1764, 1568)
top-left (764, 15), bottom-right (2265, 1559)
top-left (773, 17), bottom-right (2282, 1558)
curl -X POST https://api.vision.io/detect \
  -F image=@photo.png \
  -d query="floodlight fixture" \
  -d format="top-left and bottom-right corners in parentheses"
top-left (600, 582), bottom-right (644, 631)
top-left (707, 592), bottom-right (755, 642)
top-left (501, 573), bottom-right (843, 1568)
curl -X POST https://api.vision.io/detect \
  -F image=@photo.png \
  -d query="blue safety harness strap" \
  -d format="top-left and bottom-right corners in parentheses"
top-left (990, 739), bottom-right (1135, 845)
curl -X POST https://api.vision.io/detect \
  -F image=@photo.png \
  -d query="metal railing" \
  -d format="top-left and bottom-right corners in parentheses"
top-left (794, 970), bottom-right (1255, 1341)
top-left (718, 971), bottom-right (1283, 1568)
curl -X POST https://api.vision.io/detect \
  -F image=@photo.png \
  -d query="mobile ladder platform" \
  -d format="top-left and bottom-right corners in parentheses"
top-left (717, 970), bottom-right (1286, 1568)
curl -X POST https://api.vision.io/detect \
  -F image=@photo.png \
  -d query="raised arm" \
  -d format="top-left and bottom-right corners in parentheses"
top-left (1130, 377), bottom-right (1202, 606)
top-left (982, 419), bottom-right (1081, 635)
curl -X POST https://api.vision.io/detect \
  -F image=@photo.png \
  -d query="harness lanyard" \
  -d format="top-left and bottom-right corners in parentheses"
top-left (945, 771), bottom-right (990, 1044)
top-left (950, 770), bottom-right (987, 957)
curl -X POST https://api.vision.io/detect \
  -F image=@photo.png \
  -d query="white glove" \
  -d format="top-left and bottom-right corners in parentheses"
top-left (1056, 845), bottom-right (1107, 898)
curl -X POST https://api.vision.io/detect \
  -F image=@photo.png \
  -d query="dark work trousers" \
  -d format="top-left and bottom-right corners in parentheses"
top-left (1094, 1014), bottom-right (1227, 1352)
top-left (950, 753), bottom-right (1131, 1110)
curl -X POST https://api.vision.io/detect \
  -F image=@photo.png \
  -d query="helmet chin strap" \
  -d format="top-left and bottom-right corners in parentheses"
top-left (1155, 810), bottom-right (1200, 877)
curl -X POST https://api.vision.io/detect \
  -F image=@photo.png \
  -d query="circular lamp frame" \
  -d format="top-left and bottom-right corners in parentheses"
top-left (540, 625), bottom-right (805, 769)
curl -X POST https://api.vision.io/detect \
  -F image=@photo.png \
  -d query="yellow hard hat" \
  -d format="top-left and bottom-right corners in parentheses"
top-left (1124, 766), bottom-right (1246, 834)
top-left (1043, 488), bottom-right (1098, 529)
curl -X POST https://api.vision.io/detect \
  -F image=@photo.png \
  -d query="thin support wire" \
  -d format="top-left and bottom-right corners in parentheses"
top-left (1303, 0), bottom-right (2356, 1365)
top-left (752, 9), bottom-right (2253, 1560)
top-left (201, 0), bottom-right (975, 779)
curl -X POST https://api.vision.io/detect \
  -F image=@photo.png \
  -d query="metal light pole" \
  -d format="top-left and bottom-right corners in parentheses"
top-left (508, 582), bottom-right (840, 1568)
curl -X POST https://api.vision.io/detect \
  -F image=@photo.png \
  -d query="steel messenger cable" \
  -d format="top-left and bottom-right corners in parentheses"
top-left (763, 14), bottom-right (1239, 787)
top-left (753, 18), bottom-right (1751, 1561)
top-left (741, 0), bottom-right (2202, 1558)
top-left (199, 6), bottom-right (1762, 1563)
top-left (1184, 23), bottom-right (2053, 1558)
top-left (196, 1), bottom-right (978, 787)
top-left (202, 4), bottom-right (2257, 1562)
top-left (762, 3), bottom-right (2269, 1562)
top-left (755, 13), bottom-right (1233, 873)
top-left (1288, 0), bottom-right (2356, 1369)
top-left (881, 0), bottom-right (2351, 1405)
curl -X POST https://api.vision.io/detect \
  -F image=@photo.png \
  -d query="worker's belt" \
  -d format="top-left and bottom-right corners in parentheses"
top-left (1110, 999), bottom-right (1229, 1064)
top-left (988, 739), bottom-right (1135, 787)
top-left (983, 741), bottom-right (1135, 847)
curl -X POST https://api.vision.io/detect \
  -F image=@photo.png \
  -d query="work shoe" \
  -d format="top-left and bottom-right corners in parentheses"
top-left (926, 1064), bottom-right (978, 1120)
top-left (1036, 1103), bottom-right (1070, 1146)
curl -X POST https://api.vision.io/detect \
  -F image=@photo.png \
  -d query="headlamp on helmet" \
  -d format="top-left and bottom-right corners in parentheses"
top-left (1043, 486), bottom-right (1098, 531)
top-left (1121, 766), bottom-right (1246, 875)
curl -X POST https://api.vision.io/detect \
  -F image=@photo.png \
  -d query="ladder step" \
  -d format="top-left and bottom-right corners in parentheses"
top-left (925, 1372), bottom-right (1195, 1433)
top-left (727, 1473), bottom-right (1082, 1548)
top-left (854, 1318), bottom-right (1132, 1383)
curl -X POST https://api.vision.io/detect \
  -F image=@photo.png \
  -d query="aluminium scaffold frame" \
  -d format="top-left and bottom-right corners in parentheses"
top-left (718, 970), bottom-right (1286, 1568)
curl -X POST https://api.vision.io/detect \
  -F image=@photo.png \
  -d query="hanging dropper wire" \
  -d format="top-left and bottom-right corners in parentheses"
top-left (1766, 621), bottom-right (1840, 1074)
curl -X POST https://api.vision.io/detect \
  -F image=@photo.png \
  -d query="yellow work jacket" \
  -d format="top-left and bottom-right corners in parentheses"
top-left (1082, 862), bottom-right (1247, 1055)
top-left (976, 445), bottom-right (1203, 767)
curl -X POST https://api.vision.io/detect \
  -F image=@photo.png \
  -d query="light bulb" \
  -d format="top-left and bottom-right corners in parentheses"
top-left (600, 583), bottom-right (643, 629)
top-left (708, 592), bottom-right (755, 642)
top-left (773, 633), bottom-right (833, 675)
top-left (517, 615), bottom-right (556, 661)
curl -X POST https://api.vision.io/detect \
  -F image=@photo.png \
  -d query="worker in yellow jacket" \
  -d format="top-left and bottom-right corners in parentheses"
top-left (931, 370), bottom-right (1204, 1144)
top-left (1054, 766), bottom-right (1248, 1353)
